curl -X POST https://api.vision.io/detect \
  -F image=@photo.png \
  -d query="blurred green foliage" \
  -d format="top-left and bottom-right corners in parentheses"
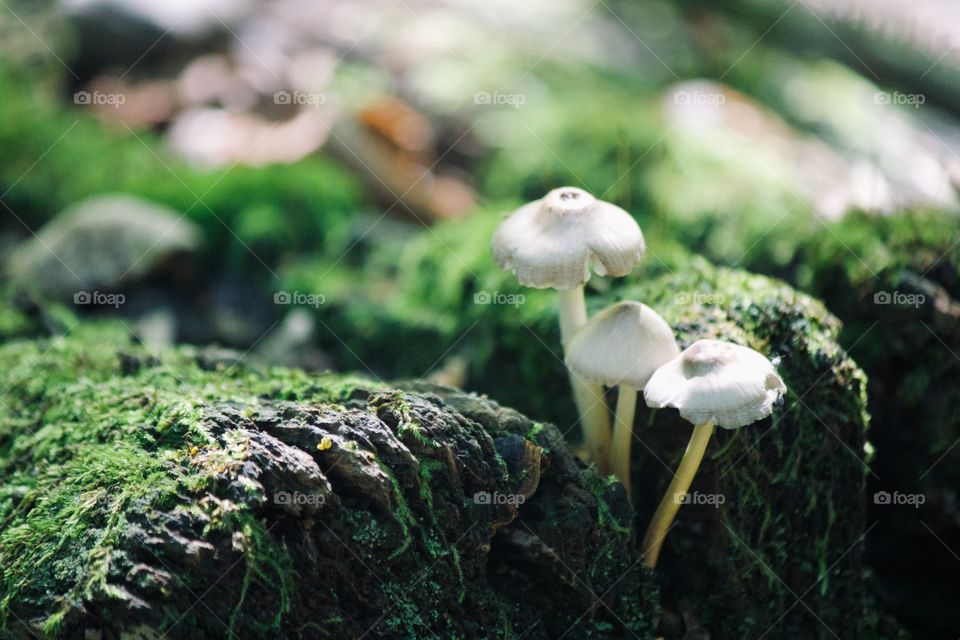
top-left (0, 67), bottom-right (363, 272)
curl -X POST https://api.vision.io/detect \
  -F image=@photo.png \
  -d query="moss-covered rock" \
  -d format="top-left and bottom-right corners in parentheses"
top-left (8, 195), bottom-right (202, 300)
top-left (0, 320), bottom-right (657, 639)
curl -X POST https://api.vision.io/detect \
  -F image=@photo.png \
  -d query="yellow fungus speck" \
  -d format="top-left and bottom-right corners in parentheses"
top-left (317, 437), bottom-right (333, 451)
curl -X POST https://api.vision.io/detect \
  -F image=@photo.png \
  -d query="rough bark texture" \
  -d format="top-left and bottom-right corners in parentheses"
top-left (0, 313), bottom-right (657, 639)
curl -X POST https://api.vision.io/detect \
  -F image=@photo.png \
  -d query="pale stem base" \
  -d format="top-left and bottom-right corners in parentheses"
top-left (557, 286), bottom-right (612, 474)
top-left (612, 385), bottom-right (637, 499)
top-left (642, 420), bottom-right (715, 569)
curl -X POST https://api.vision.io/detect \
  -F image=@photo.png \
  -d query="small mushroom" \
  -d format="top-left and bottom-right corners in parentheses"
top-left (565, 302), bottom-right (679, 497)
top-left (640, 339), bottom-right (786, 568)
top-left (492, 187), bottom-right (646, 471)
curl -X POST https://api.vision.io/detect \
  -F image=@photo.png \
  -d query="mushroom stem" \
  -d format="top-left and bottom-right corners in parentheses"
top-left (557, 287), bottom-right (612, 473)
top-left (611, 385), bottom-right (637, 499)
top-left (556, 286), bottom-right (587, 347)
top-left (642, 419), bottom-right (715, 569)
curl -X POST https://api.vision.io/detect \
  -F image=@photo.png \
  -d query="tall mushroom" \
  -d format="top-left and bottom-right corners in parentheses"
top-left (564, 301), bottom-right (679, 497)
top-left (492, 187), bottom-right (646, 472)
top-left (640, 339), bottom-right (786, 568)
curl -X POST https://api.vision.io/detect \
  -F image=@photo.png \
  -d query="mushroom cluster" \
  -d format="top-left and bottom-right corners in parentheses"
top-left (491, 187), bottom-right (786, 571)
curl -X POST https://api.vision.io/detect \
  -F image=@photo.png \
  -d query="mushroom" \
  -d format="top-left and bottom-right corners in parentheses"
top-left (492, 187), bottom-right (646, 472)
top-left (640, 339), bottom-right (786, 568)
top-left (565, 301), bottom-right (679, 497)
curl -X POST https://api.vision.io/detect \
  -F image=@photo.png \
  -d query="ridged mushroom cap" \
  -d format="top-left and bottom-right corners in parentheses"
top-left (491, 187), bottom-right (645, 290)
top-left (643, 339), bottom-right (786, 429)
top-left (565, 301), bottom-right (680, 389)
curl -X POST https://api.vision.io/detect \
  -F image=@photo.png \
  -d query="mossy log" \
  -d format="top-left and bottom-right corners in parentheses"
top-left (0, 236), bottom-right (903, 638)
top-left (0, 319), bottom-right (657, 639)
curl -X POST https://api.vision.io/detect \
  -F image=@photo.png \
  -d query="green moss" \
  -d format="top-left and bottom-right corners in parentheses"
top-left (1, 441), bottom-right (182, 633)
top-left (378, 395), bottom-right (437, 449)
top-left (228, 518), bottom-right (294, 634)
top-left (343, 510), bottom-right (380, 548)
top-left (381, 464), bottom-right (416, 561)
top-left (584, 474), bottom-right (632, 537)
top-left (417, 460), bottom-right (441, 509)
top-left (380, 582), bottom-right (430, 638)
top-left (0, 299), bottom-right (35, 341)
top-left (0, 317), bottom-right (396, 636)
top-left (526, 422), bottom-right (545, 441)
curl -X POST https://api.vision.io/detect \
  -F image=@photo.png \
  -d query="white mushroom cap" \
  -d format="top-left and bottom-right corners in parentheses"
top-left (491, 187), bottom-right (645, 290)
top-left (565, 301), bottom-right (680, 389)
top-left (643, 339), bottom-right (786, 429)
